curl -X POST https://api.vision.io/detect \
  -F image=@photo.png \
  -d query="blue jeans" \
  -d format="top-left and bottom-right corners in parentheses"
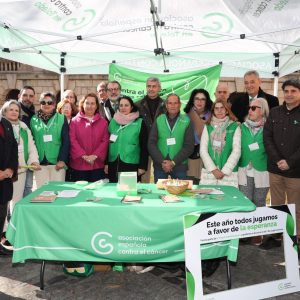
top-left (154, 168), bottom-right (187, 183)
top-left (23, 170), bottom-right (33, 197)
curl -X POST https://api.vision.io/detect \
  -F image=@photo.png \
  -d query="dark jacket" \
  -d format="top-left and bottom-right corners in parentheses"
top-left (229, 88), bottom-right (279, 123)
top-left (0, 118), bottom-right (18, 204)
top-left (263, 103), bottom-right (300, 178)
top-left (20, 102), bottom-right (35, 127)
top-left (135, 96), bottom-right (166, 134)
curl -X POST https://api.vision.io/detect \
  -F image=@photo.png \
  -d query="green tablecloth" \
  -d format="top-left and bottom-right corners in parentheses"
top-left (7, 182), bottom-right (256, 263)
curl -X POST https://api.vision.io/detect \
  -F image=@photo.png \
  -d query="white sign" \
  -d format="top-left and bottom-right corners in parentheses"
top-left (184, 205), bottom-right (300, 299)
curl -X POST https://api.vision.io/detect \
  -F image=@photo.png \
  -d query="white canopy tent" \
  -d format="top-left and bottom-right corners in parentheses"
top-left (1, 0), bottom-right (300, 94)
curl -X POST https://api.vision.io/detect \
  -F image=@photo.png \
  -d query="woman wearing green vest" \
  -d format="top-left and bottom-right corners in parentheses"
top-left (0, 100), bottom-right (40, 251)
top-left (106, 96), bottom-right (148, 183)
top-left (238, 98), bottom-right (270, 207)
top-left (200, 100), bottom-right (241, 187)
top-left (30, 92), bottom-right (69, 188)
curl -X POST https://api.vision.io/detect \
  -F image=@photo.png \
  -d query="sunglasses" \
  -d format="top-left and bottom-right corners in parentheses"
top-left (40, 101), bottom-right (54, 105)
top-left (249, 105), bottom-right (261, 111)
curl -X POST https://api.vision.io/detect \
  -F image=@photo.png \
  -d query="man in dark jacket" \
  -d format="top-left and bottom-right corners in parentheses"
top-left (18, 86), bottom-right (36, 197)
top-left (229, 70), bottom-right (279, 123)
top-left (263, 79), bottom-right (300, 249)
top-left (0, 117), bottom-right (18, 255)
top-left (136, 77), bottom-right (166, 182)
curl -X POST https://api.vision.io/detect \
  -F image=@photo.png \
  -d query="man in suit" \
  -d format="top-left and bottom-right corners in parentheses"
top-left (229, 70), bottom-right (279, 123)
top-left (97, 81), bottom-right (121, 122)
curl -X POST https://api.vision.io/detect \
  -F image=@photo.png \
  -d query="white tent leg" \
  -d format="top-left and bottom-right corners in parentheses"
top-left (60, 73), bottom-right (64, 101)
top-left (273, 76), bottom-right (279, 97)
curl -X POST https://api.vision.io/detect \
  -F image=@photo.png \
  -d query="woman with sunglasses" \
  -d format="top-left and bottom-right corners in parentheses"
top-left (30, 92), bottom-right (70, 188)
top-left (200, 100), bottom-right (240, 187)
top-left (184, 89), bottom-right (213, 184)
top-left (238, 98), bottom-right (270, 208)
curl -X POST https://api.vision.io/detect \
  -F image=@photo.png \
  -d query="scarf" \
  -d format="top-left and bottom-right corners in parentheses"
top-left (114, 110), bottom-right (140, 125)
top-left (245, 117), bottom-right (265, 135)
top-left (210, 116), bottom-right (231, 155)
top-left (37, 109), bottom-right (56, 124)
top-left (188, 108), bottom-right (210, 140)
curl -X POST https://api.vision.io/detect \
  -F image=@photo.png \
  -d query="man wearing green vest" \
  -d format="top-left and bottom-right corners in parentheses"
top-left (148, 94), bottom-right (194, 182)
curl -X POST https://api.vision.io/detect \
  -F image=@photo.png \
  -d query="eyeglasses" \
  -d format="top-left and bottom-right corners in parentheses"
top-left (194, 97), bottom-right (206, 101)
top-left (40, 101), bottom-right (54, 105)
top-left (249, 105), bottom-right (261, 111)
top-left (107, 88), bottom-right (119, 92)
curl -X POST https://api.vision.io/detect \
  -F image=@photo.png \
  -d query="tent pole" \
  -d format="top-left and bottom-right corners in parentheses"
top-left (274, 76), bottom-right (279, 97)
top-left (60, 52), bottom-right (66, 101)
top-left (272, 52), bottom-right (280, 97)
top-left (60, 73), bottom-right (64, 101)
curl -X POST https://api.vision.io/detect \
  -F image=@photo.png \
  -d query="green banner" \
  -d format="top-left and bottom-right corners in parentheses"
top-left (108, 64), bottom-right (222, 104)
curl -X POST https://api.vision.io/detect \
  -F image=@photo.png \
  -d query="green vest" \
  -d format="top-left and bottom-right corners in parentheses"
top-left (156, 114), bottom-right (190, 163)
top-left (207, 122), bottom-right (239, 171)
top-left (19, 127), bottom-right (29, 163)
top-left (238, 124), bottom-right (267, 171)
top-left (108, 118), bottom-right (142, 164)
top-left (30, 113), bottom-right (65, 164)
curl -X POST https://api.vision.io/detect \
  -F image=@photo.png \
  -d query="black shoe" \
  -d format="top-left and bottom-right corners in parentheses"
top-left (259, 237), bottom-right (281, 250)
top-left (0, 243), bottom-right (13, 256)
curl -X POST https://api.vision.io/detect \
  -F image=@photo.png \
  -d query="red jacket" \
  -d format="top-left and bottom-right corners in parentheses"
top-left (69, 112), bottom-right (109, 171)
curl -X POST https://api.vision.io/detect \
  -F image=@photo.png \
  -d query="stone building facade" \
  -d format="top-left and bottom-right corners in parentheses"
top-left (0, 58), bottom-right (297, 106)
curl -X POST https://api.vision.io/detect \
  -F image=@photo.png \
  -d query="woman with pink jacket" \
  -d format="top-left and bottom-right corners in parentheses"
top-left (69, 93), bottom-right (109, 182)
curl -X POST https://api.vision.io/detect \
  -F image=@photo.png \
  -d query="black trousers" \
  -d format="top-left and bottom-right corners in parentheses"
top-left (0, 202), bottom-right (8, 234)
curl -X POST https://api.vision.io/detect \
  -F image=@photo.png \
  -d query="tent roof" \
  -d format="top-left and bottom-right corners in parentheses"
top-left (1, 0), bottom-right (300, 77)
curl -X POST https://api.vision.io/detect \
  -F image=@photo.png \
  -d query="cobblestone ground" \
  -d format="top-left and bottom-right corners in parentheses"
top-left (1, 243), bottom-right (300, 300)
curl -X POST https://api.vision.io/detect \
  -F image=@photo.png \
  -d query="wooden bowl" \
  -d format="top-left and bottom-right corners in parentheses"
top-left (164, 180), bottom-right (189, 195)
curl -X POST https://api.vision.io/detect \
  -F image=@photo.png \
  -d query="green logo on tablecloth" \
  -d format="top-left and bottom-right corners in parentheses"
top-left (91, 232), bottom-right (114, 255)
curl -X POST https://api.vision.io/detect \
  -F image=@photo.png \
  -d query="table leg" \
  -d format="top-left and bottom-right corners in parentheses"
top-left (226, 258), bottom-right (231, 289)
top-left (40, 260), bottom-right (46, 290)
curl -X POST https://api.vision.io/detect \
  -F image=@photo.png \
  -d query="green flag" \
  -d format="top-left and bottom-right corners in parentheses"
top-left (108, 64), bottom-right (222, 106)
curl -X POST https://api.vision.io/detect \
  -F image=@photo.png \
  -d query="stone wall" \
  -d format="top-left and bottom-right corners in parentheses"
top-left (0, 59), bottom-right (298, 106)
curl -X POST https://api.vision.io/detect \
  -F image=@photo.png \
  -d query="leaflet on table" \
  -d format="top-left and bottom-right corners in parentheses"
top-left (31, 191), bottom-right (57, 203)
top-left (191, 188), bottom-right (224, 195)
top-left (57, 190), bottom-right (80, 198)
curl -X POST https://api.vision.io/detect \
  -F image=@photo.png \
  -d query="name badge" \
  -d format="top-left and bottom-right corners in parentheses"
top-left (18, 144), bottom-right (24, 153)
top-left (213, 140), bottom-right (222, 147)
top-left (249, 142), bottom-right (259, 151)
top-left (167, 138), bottom-right (176, 145)
top-left (110, 134), bottom-right (118, 142)
top-left (43, 134), bottom-right (53, 142)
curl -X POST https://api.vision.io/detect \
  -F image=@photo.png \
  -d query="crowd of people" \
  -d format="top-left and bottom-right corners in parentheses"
top-left (0, 70), bottom-right (300, 263)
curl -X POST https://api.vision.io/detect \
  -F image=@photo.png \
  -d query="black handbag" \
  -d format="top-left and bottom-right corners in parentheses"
top-left (189, 144), bottom-right (200, 159)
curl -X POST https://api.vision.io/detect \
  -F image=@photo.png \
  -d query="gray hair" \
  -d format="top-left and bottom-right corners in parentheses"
top-left (244, 70), bottom-right (260, 78)
top-left (0, 99), bottom-right (21, 119)
top-left (97, 81), bottom-right (107, 92)
top-left (40, 91), bottom-right (55, 103)
top-left (166, 93), bottom-right (180, 103)
top-left (253, 97), bottom-right (269, 119)
top-left (146, 77), bottom-right (161, 87)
